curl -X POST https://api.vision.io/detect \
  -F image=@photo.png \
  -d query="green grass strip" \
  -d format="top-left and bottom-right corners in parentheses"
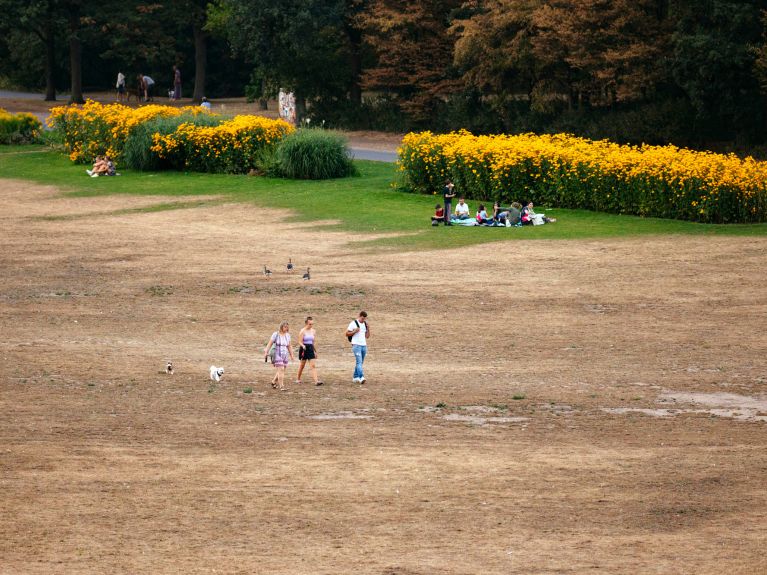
top-left (1, 148), bottom-right (766, 250)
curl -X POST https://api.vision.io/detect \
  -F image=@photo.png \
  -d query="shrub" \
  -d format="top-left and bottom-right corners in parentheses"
top-left (150, 115), bottom-right (294, 173)
top-left (124, 113), bottom-right (222, 171)
top-left (47, 100), bottom-right (203, 163)
top-left (47, 100), bottom-right (293, 173)
top-left (276, 129), bottom-right (357, 180)
top-left (398, 130), bottom-right (767, 224)
top-left (0, 109), bottom-right (42, 144)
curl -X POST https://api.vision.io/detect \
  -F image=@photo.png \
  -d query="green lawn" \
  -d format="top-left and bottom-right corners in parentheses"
top-left (2, 146), bottom-right (766, 250)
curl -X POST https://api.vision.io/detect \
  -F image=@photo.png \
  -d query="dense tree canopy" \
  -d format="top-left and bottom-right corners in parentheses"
top-left (2, 0), bottom-right (767, 144)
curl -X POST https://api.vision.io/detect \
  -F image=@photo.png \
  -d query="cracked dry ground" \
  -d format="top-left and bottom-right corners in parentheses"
top-left (1, 179), bottom-right (766, 574)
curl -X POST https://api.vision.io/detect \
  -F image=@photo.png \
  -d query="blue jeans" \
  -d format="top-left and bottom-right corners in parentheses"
top-left (352, 344), bottom-right (367, 379)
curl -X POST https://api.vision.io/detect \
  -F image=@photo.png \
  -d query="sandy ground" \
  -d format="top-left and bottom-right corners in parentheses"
top-left (1, 178), bottom-right (766, 574)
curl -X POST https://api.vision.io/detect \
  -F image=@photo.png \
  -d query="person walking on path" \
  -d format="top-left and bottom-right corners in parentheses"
top-left (346, 311), bottom-right (370, 384)
top-left (172, 65), bottom-right (182, 101)
top-left (116, 72), bottom-right (126, 102)
top-left (265, 321), bottom-right (294, 391)
top-left (296, 316), bottom-right (323, 386)
top-left (443, 180), bottom-right (456, 225)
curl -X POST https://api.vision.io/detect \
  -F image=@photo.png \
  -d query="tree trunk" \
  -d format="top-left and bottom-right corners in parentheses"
top-left (347, 23), bottom-right (362, 104)
top-left (43, 16), bottom-right (56, 101)
top-left (295, 93), bottom-right (306, 123)
top-left (192, 24), bottom-right (207, 103)
top-left (68, 6), bottom-right (84, 104)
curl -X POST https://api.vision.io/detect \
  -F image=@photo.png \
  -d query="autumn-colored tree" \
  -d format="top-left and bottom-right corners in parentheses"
top-left (452, 0), bottom-right (541, 109)
top-left (361, 0), bottom-right (463, 120)
top-left (531, 0), bottom-right (670, 110)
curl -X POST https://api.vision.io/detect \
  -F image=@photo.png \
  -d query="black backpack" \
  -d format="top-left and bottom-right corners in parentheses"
top-left (347, 320), bottom-right (359, 342)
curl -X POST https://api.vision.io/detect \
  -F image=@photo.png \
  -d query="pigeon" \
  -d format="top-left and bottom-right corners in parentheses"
top-left (166, 361), bottom-right (174, 375)
top-left (287, 258), bottom-right (294, 272)
top-left (209, 365), bottom-right (224, 382)
top-left (263, 265), bottom-right (272, 278)
top-left (302, 267), bottom-right (311, 281)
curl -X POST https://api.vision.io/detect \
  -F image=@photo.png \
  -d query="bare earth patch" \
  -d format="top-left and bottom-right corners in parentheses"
top-left (1, 179), bottom-right (766, 574)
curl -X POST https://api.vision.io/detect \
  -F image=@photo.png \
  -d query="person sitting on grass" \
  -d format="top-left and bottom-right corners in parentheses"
top-left (431, 203), bottom-right (444, 225)
top-left (476, 204), bottom-right (495, 225)
top-left (454, 198), bottom-right (471, 220)
top-left (86, 156), bottom-right (106, 177)
top-left (492, 202), bottom-right (509, 225)
top-left (87, 155), bottom-right (116, 177)
top-left (521, 201), bottom-right (556, 225)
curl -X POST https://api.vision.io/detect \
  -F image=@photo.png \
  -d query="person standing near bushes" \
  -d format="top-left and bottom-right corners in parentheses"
top-left (443, 179), bottom-right (456, 225)
top-left (116, 72), bottom-right (126, 102)
top-left (172, 65), bottom-right (182, 101)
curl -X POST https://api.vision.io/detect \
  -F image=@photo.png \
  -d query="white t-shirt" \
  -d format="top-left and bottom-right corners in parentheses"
top-left (455, 202), bottom-right (469, 216)
top-left (347, 319), bottom-right (367, 346)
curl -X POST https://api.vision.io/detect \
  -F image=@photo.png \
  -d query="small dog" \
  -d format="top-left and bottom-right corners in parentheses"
top-left (209, 365), bottom-right (224, 382)
top-left (166, 361), bottom-right (174, 375)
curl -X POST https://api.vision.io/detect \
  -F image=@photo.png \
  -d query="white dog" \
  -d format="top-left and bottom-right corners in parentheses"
top-left (209, 365), bottom-right (224, 382)
top-left (166, 361), bottom-right (174, 375)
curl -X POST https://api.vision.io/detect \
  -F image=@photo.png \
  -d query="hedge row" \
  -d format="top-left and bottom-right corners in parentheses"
top-left (398, 131), bottom-right (767, 224)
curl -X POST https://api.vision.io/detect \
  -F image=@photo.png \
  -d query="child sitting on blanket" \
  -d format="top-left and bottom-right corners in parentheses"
top-left (476, 204), bottom-right (495, 225)
top-left (431, 204), bottom-right (444, 226)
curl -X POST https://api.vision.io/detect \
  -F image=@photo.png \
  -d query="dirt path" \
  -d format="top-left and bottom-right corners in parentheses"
top-left (1, 179), bottom-right (765, 574)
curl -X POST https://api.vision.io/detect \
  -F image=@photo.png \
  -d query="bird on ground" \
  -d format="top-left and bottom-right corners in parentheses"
top-left (264, 265), bottom-right (272, 278)
top-left (302, 267), bottom-right (311, 281)
top-left (287, 258), bottom-right (294, 272)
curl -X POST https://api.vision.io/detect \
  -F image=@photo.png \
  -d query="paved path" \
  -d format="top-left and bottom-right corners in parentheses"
top-left (349, 149), bottom-right (398, 163)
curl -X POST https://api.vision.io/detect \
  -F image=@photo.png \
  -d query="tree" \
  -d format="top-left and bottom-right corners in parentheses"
top-left (210, 0), bottom-right (356, 117)
top-left (0, 0), bottom-right (64, 100)
top-left (670, 0), bottom-right (766, 140)
top-left (361, 0), bottom-right (463, 120)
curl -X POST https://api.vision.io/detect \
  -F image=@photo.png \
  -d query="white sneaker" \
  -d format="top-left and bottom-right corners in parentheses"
top-left (91, 173), bottom-right (98, 178)
top-left (86, 169), bottom-right (92, 176)
top-left (359, 377), bottom-right (366, 385)
top-left (353, 377), bottom-right (360, 383)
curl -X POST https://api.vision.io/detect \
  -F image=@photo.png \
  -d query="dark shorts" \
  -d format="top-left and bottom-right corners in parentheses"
top-left (299, 344), bottom-right (316, 361)
top-left (117, 85), bottom-right (125, 94)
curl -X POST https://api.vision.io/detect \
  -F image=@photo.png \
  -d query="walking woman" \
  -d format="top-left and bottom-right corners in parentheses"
top-left (264, 321), bottom-right (295, 391)
top-left (296, 316), bottom-right (323, 386)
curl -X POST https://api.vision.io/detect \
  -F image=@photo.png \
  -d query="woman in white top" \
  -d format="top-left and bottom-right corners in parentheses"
top-left (264, 321), bottom-right (295, 391)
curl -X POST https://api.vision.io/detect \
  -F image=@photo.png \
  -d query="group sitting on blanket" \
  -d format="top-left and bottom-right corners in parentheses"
top-left (432, 198), bottom-right (556, 227)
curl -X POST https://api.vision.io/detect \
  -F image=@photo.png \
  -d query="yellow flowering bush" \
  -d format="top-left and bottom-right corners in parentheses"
top-left (47, 100), bottom-right (202, 162)
top-left (150, 115), bottom-right (294, 173)
top-left (398, 130), bottom-right (767, 223)
top-left (0, 108), bottom-right (42, 144)
top-left (47, 100), bottom-right (293, 173)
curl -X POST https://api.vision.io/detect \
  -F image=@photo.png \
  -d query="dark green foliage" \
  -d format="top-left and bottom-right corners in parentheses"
top-left (122, 113), bottom-right (222, 171)
top-left (276, 129), bottom-right (357, 180)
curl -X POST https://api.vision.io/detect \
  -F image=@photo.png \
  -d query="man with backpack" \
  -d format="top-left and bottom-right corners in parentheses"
top-left (346, 311), bottom-right (370, 384)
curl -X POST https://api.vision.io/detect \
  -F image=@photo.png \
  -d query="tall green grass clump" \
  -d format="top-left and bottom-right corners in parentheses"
top-left (123, 113), bottom-right (222, 171)
top-left (276, 129), bottom-right (357, 180)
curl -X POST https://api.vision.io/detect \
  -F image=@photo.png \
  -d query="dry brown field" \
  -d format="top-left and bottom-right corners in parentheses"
top-left (1, 178), bottom-right (766, 574)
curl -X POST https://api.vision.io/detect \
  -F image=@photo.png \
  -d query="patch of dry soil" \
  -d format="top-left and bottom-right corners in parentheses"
top-left (1, 179), bottom-right (766, 574)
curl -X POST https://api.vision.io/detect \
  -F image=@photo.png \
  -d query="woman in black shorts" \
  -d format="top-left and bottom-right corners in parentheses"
top-left (296, 316), bottom-right (323, 385)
